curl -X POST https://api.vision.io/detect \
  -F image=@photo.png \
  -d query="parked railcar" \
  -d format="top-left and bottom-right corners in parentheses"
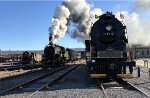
top-left (31, 53), bottom-right (42, 63)
top-left (22, 51), bottom-right (33, 64)
top-left (22, 51), bottom-right (42, 64)
top-left (85, 12), bottom-right (138, 79)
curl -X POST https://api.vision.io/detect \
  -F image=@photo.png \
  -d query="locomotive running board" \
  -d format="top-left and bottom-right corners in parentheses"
top-left (90, 74), bottom-right (133, 78)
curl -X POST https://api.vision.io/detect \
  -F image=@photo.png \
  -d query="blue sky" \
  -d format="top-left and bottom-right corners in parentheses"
top-left (0, 0), bottom-right (135, 50)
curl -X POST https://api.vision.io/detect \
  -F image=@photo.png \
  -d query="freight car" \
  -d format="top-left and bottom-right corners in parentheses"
top-left (85, 12), bottom-right (138, 79)
top-left (42, 43), bottom-right (78, 67)
top-left (22, 51), bottom-right (42, 64)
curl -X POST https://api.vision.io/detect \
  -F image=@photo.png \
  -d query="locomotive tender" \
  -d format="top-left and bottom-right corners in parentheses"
top-left (85, 12), bottom-right (137, 79)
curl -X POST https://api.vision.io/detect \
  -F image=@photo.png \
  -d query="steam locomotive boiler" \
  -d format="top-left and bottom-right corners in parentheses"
top-left (85, 12), bottom-right (137, 79)
top-left (42, 42), bottom-right (78, 68)
top-left (42, 43), bottom-right (64, 67)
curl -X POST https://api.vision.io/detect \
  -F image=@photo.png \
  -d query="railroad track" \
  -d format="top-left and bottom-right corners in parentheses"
top-left (0, 64), bottom-right (45, 80)
top-left (95, 78), bottom-right (150, 98)
top-left (0, 65), bottom-right (79, 97)
top-left (96, 79), bottom-right (108, 98)
top-left (116, 79), bottom-right (150, 98)
top-left (0, 64), bottom-right (41, 71)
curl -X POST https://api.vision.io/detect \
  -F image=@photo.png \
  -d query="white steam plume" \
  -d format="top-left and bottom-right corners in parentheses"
top-left (116, 11), bottom-right (150, 45)
top-left (50, 0), bottom-right (150, 46)
top-left (135, 0), bottom-right (150, 9)
top-left (50, 5), bottom-right (70, 44)
top-left (116, 0), bottom-right (150, 46)
top-left (50, 0), bottom-right (102, 44)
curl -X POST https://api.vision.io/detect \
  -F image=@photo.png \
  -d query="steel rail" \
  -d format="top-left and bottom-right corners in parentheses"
top-left (96, 79), bottom-right (108, 98)
top-left (0, 66), bottom-right (69, 96)
top-left (116, 79), bottom-right (150, 98)
top-left (26, 65), bottom-right (79, 98)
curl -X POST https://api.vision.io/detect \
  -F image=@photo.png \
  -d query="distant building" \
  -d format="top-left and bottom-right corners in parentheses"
top-left (0, 50), bottom-right (43, 63)
top-left (131, 46), bottom-right (150, 59)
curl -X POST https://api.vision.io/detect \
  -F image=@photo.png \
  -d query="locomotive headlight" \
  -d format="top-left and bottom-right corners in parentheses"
top-left (106, 25), bottom-right (112, 31)
top-left (92, 60), bottom-right (95, 63)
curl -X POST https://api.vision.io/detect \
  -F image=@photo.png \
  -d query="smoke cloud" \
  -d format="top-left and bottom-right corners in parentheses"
top-left (50, 0), bottom-right (102, 44)
top-left (50, 0), bottom-right (150, 46)
top-left (116, 11), bottom-right (150, 45)
top-left (116, 0), bottom-right (150, 46)
top-left (135, 0), bottom-right (150, 9)
top-left (50, 5), bottom-right (70, 44)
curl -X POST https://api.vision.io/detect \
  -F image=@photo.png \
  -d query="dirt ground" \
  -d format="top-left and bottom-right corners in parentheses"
top-left (0, 68), bottom-right (41, 79)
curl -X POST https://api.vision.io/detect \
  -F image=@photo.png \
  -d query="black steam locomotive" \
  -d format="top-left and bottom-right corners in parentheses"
top-left (42, 43), bottom-right (77, 67)
top-left (85, 12), bottom-right (137, 79)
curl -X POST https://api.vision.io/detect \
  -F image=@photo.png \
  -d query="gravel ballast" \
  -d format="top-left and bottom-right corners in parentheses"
top-left (0, 69), bottom-right (51, 93)
top-left (125, 65), bottom-right (150, 97)
top-left (0, 65), bottom-right (105, 98)
top-left (1, 61), bottom-right (150, 98)
top-left (28, 65), bottom-right (104, 98)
